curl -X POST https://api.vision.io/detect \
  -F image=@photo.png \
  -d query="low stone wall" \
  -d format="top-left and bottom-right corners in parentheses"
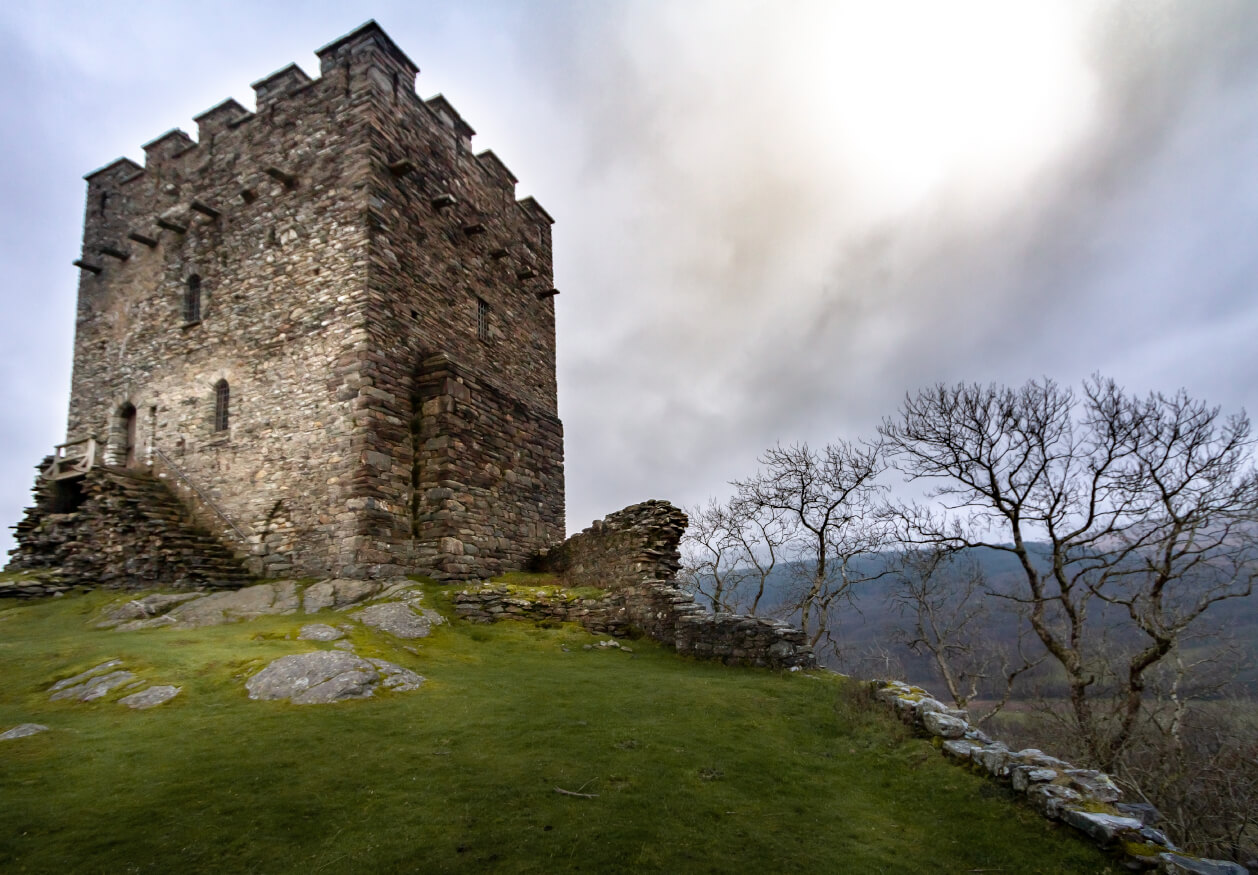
top-left (873, 679), bottom-right (1247, 875)
top-left (509, 500), bottom-right (816, 670)
top-left (452, 583), bottom-right (621, 633)
top-left (0, 575), bottom-right (75, 600)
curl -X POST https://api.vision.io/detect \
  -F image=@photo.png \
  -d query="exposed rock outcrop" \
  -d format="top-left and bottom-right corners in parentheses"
top-left (245, 651), bottom-right (423, 704)
top-left (118, 685), bottom-right (181, 710)
top-left (0, 723), bottom-right (50, 740)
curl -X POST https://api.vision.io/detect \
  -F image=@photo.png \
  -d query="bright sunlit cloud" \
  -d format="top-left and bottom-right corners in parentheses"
top-left (794, 2), bottom-right (1099, 213)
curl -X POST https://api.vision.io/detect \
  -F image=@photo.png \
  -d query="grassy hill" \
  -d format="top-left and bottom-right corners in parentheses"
top-left (0, 580), bottom-right (1117, 873)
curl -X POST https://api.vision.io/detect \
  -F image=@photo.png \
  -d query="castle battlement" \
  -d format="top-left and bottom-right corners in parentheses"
top-left (79, 20), bottom-right (553, 310)
top-left (41, 21), bottom-right (565, 583)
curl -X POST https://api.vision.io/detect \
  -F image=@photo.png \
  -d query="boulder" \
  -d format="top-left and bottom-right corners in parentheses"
top-left (971, 743), bottom-right (1012, 778)
top-left (1026, 783), bottom-right (1083, 819)
top-left (302, 579), bottom-right (381, 613)
top-left (1117, 802), bottom-right (1162, 827)
top-left (298, 623), bottom-right (345, 641)
top-left (245, 651), bottom-right (423, 704)
top-left (119, 685), bottom-right (181, 710)
top-left (50, 670), bottom-right (137, 702)
top-left (98, 593), bottom-right (202, 626)
top-left (922, 711), bottom-right (969, 739)
top-left (1066, 769), bottom-right (1122, 803)
top-left (49, 660), bottom-right (123, 692)
top-left (941, 738), bottom-right (982, 761)
top-left (165, 581), bottom-right (300, 628)
top-left (369, 578), bottom-right (425, 603)
top-left (1011, 765), bottom-right (1060, 793)
top-left (366, 658), bottom-right (425, 691)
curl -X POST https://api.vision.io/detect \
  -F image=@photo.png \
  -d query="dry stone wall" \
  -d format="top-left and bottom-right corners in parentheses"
top-left (874, 679), bottom-right (1248, 875)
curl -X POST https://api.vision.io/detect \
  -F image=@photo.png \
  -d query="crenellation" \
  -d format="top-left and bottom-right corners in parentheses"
top-left (194, 98), bottom-right (251, 139)
top-left (251, 63), bottom-right (314, 109)
top-left (83, 157), bottom-right (142, 185)
top-left (141, 129), bottom-right (196, 165)
top-left (425, 95), bottom-right (476, 145)
top-left (315, 20), bottom-right (418, 103)
top-left (517, 196), bottom-right (555, 226)
top-left (475, 150), bottom-right (518, 191)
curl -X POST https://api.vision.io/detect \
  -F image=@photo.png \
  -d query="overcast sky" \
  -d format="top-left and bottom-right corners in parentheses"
top-left (3, 1), bottom-right (1258, 556)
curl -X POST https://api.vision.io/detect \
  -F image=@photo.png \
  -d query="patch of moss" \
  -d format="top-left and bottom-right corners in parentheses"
top-left (0, 569), bottom-right (57, 583)
top-left (1121, 840), bottom-right (1166, 858)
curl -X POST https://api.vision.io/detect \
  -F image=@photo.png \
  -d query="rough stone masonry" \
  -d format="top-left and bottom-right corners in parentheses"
top-left (10, 21), bottom-right (564, 582)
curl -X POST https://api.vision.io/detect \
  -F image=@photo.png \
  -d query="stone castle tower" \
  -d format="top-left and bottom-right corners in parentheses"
top-left (12, 22), bottom-right (564, 582)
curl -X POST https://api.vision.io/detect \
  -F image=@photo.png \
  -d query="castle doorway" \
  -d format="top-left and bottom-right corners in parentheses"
top-left (120, 403), bottom-right (137, 467)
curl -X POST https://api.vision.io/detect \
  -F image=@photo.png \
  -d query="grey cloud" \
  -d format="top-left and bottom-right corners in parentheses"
top-left (4, 2), bottom-right (1258, 554)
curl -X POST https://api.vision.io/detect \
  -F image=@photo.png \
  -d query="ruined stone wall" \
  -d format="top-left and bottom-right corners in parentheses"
top-left (59, 23), bottom-right (565, 580)
top-left (534, 502), bottom-right (815, 670)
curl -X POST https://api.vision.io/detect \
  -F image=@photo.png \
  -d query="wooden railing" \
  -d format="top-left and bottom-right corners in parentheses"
top-left (43, 437), bottom-right (98, 480)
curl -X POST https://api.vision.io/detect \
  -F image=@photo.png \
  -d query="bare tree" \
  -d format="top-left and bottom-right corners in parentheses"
top-left (680, 498), bottom-right (745, 613)
top-left (888, 546), bottom-right (1042, 722)
top-left (725, 494), bottom-right (790, 615)
top-left (681, 495), bottom-right (791, 614)
top-left (881, 376), bottom-right (1258, 769)
top-left (735, 440), bottom-right (891, 652)
top-left (1117, 696), bottom-right (1258, 863)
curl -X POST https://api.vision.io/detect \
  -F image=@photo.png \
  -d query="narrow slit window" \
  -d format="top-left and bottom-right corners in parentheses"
top-left (185, 275), bottom-right (202, 323)
top-left (214, 379), bottom-right (230, 432)
top-left (477, 297), bottom-right (490, 342)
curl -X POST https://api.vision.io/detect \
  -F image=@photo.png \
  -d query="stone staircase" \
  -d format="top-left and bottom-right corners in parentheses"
top-left (8, 465), bottom-right (253, 589)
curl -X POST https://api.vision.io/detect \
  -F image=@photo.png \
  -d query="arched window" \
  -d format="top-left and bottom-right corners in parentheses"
top-left (184, 275), bottom-right (202, 323)
top-left (214, 380), bottom-right (229, 432)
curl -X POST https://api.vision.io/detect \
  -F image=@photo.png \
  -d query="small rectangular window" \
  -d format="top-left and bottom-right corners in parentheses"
top-left (476, 297), bottom-right (490, 342)
top-left (185, 275), bottom-right (202, 323)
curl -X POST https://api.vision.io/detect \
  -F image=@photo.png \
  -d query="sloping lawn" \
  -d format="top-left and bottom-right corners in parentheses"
top-left (0, 585), bottom-right (1115, 873)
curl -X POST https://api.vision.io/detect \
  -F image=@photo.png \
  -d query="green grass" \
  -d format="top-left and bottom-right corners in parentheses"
top-left (0, 587), bottom-right (1117, 874)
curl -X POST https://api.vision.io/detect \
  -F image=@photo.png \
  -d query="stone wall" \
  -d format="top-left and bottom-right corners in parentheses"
top-left (520, 501), bottom-right (816, 670)
top-left (411, 354), bottom-right (564, 579)
top-left (49, 22), bottom-right (564, 580)
top-left (69, 56), bottom-right (371, 578)
top-left (873, 679), bottom-right (1248, 875)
